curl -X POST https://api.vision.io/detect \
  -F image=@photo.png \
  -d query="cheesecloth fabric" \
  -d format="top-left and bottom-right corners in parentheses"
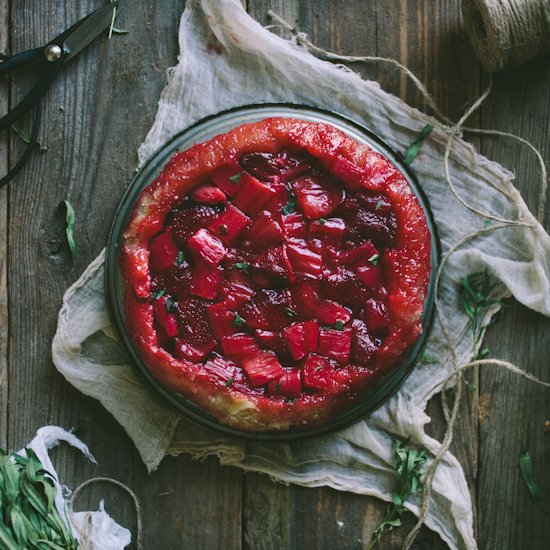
top-left (51, 1), bottom-right (550, 548)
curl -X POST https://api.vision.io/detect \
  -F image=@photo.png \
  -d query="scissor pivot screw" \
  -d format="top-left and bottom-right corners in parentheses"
top-left (45, 44), bottom-right (62, 62)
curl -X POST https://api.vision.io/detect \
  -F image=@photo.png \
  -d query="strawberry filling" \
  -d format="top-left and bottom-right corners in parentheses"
top-left (120, 118), bottom-right (432, 432)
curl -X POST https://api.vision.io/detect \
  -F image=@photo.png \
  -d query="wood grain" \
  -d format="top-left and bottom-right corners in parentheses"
top-left (0, 0), bottom-right (8, 451)
top-left (2, 1), bottom-right (549, 549)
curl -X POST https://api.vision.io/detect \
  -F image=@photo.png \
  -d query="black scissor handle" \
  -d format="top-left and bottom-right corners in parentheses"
top-left (0, 47), bottom-right (64, 131)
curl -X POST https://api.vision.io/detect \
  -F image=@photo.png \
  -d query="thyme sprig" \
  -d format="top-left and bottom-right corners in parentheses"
top-left (0, 448), bottom-right (78, 549)
top-left (368, 440), bottom-right (428, 549)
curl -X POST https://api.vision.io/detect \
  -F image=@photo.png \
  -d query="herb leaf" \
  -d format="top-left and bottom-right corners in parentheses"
top-left (111, 27), bottom-right (129, 34)
top-left (224, 377), bottom-right (235, 387)
top-left (368, 253), bottom-right (380, 265)
top-left (282, 198), bottom-right (296, 215)
top-left (10, 125), bottom-right (47, 151)
top-left (285, 308), bottom-right (297, 318)
top-left (368, 441), bottom-right (428, 549)
top-left (229, 172), bottom-right (242, 183)
top-left (61, 200), bottom-right (77, 260)
top-left (375, 200), bottom-right (384, 211)
top-left (334, 320), bottom-right (344, 330)
top-left (519, 451), bottom-right (542, 502)
top-left (233, 262), bottom-right (250, 273)
top-left (152, 289), bottom-right (166, 300)
top-left (176, 251), bottom-right (185, 266)
top-left (232, 313), bottom-right (246, 327)
top-left (404, 124), bottom-right (434, 165)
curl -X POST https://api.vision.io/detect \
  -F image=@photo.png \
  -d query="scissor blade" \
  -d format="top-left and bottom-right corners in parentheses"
top-left (59, 2), bottom-right (120, 63)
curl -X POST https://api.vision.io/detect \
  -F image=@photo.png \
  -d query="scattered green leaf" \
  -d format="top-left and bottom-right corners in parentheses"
top-left (404, 124), bottom-right (434, 165)
top-left (152, 289), bottom-right (166, 300)
top-left (519, 451), bottom-right (542, 502)
top-left (233, 262), bottom-right (250, 273)
top-left (232, 313), bottom-right (246, 327)
top-left (111, 27), bottom-right (129, 34)
top-left (375, 200), bottom-right (384, 211)
top-left (282, 198), bottom-right (296, 215)
top-left (421, 352), bottom-right (437, 364)
top-left (229, 172), bottom-right (242, 183)
top-left (368, 441), bottom-right (428, 549)
top-left (176, 251), bottom-right (185, 266)
top-left (314, 365), bottom-right (323, 372)
top-left (285, 308), bottom-right (297, 318)
top-left (224, 377), bottom-right (235, 387)
top-left (368, 253), bottom-right (380, 266)
top-left (61, 200), bottom-right (77, 260)
top-left (334, 320), bottom-right (344, 330)
top-left (319, 218), bottom-right (328, 224)
top-left (10, 125), bottom-right (47, 151)
top-left (483, 219), bottom-right (493, 228)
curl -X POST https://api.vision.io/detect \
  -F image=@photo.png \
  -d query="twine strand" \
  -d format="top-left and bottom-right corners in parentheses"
top-left (267, 10), bottom-right (550, 550)
top-left (68, 476), bottom-right (143, 550)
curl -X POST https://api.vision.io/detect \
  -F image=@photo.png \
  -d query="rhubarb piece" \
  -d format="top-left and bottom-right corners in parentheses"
top-left (309, 217), bottom-right (345, 246)
top-left (362, 298), bottom-right (390, 333)
top-left (240, 289), bottom-right (293, 331)
top-left (232, 173), bottom-right (276, 215)
top-left (174, 339), bottom-right (216, 362)
top-left (210, 162), bottom-right (245, 196)
top-left (320, 267), bottom-right (370, 308)
top-left (169, 204), bottom-right (218, 245)
top-left (208, 204), bottom-right (250, 245)
top-left (207, 302), bottom-right (238, 339)
top-left (189, 262), bottom-right (223, 300)
top-left (356, 190), bottom-right (392, 215)
top-left (301, 354), bottom-right (348, 392)
top-left (292, 176), bottom-right (344, 219)
top-left (244, 211), bottom-right (283, 250)
top-left (254, 329), bottom-right (289, 358)
top-left (316, 300), bottom-right (351, 325)
top-left (188, 228), bottom-right (226, 266)
top-left (281, 212), bottom-right (308, 239)
top-left (351, 319), bottom-right (377, 365)
top-left (221, 333), bottom-right (259, 362)
top-left (286, 243), bottom-right (323, 278)
top-left (282, 319), bottom-right (319, 361)
top-left (356, 264), bottom-right (382, 289)
top-left (240, 151), bottom-right (312, 183)
top-left (221, 280), bottom-right (255, 309)
top-left (291, 281), bottom-right (320, 318)
top-left (339, 241), bottom-right (379, 268)
top-left (203, 354), bottom-right (239, 382)
top-left (318, 327), bottom-right (352, 363)
top-left (149, 231), bottom-right (179, 272)
top-left (331, 156), bottom-right (363, 188)
top-left (268, 369), bottom-right (302, 398)
top-left (189, 181), bottom-right (228, 205)
top-left (252, 245), bottom-right (294, 283)
top-left (241, 351), bottom-right (284, 387)
top-left (153, 296), bottom-right (179, 338)
top-left (345, 206), bottom-right (397, 249)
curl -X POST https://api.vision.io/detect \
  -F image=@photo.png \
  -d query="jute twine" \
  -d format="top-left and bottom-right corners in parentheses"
top-left (268, 10), bottom-right (550, 550)
top-left (68, 476), bottom-right (143, 549)
top-left (462, 0), bottom-right (550, 72)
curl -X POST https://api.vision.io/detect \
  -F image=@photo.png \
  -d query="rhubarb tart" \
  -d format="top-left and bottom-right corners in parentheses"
top-left (117, 114), bottom-right (433, 433)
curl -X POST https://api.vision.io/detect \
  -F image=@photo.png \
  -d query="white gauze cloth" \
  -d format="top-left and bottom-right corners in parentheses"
top-left (20, 427), bottom-right (131, 549)
top-left (52, 1), bottom-right (550, 548)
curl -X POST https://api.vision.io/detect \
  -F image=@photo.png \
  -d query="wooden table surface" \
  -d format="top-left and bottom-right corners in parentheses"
top-left (1, 1), bottom-right (549, 549)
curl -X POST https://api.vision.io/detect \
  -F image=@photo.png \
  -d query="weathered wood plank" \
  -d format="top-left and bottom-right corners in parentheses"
top-left (0, 0), bottom-right (8, 450)
top-left (7, 2), bottom-right (243, 549)
top-left (477, 59), bottom-right (550, 550)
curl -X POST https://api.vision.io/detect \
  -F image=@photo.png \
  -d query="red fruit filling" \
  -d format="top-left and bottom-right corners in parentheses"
top-left (121, 118), bottom-right (431, 432)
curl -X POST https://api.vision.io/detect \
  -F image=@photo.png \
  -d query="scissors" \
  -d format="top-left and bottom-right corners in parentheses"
top-left (0, 2), bottom-right (120, 188)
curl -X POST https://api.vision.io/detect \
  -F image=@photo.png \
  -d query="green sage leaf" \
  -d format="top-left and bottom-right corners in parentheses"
top-left (404, 124), bottom-right (434, 165)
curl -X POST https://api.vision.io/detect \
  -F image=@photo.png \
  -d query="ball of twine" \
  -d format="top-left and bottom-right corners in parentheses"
top-left (462, 0), bottom-right (550, 72)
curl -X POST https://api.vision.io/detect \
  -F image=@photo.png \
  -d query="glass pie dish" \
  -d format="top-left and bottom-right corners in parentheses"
top-left (105, 104), bottom-right (440, 441)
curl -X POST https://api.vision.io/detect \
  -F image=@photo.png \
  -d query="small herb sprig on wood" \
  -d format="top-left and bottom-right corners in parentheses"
top-left (404, 124), bottom-right (433, 165)
top-left (368, 441), bottom-right (428, 549)
top-left (0, 448), bottom-right (78, 549)
top-left (61, 200), bottom-right (77, 260)
top-left (459, 271), bottom-right (502, 412)
top-left (519, 451), bottom-right (542, 502)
